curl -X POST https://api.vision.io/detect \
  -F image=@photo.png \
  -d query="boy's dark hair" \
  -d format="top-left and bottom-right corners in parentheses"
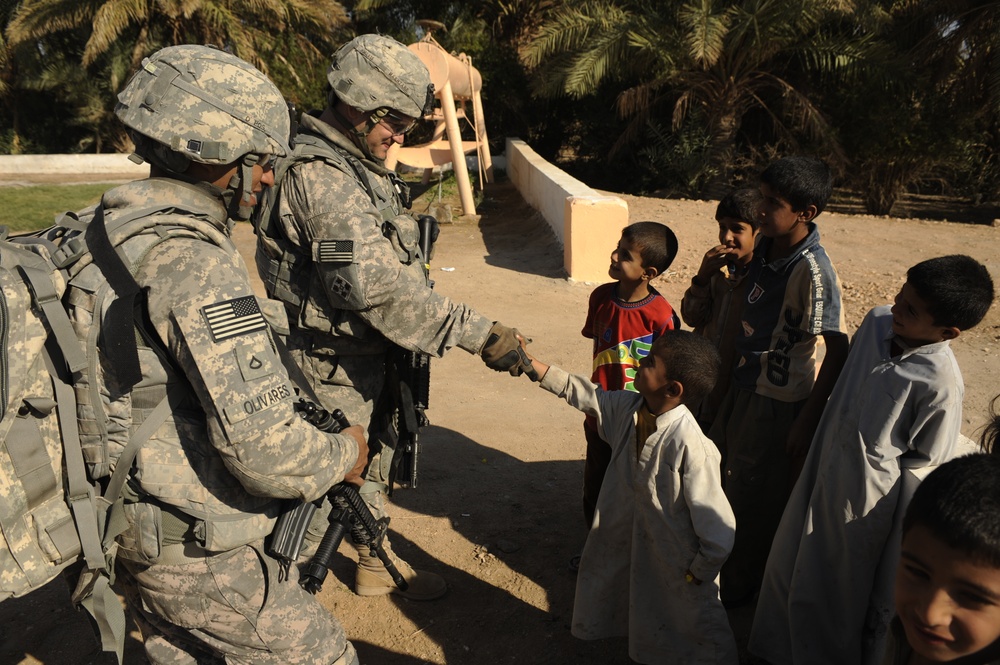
top-left (622, 221), bottom-right (678, 275)
top-left (982, 395), bottom-right (1000, 455)
top-left (760, 156), bottom-right (833, 216)
top-left (903, 453), bottom-right (1000, 568)
top-left (715, 188), bottom-right (763, 231)
top-left (648, 330), bottom-right (720, 406)
top-left (906, 255), bottom-right (995, 330)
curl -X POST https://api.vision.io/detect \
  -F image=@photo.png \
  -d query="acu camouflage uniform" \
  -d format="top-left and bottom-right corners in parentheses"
top-left (256, 35), bottom-right (533, 602)
top-left (88, 45), bottom-right (360, 664)
top-left (259, 111), bottom-right (493, 503)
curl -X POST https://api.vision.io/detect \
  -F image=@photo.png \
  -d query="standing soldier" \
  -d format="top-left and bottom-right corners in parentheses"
top-left (254, 34), bottom-right (532, 600)
top-left (79, 44), bottom-right (368, 664)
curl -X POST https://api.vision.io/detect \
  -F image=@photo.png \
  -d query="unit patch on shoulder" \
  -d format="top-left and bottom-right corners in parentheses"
top-left (331, 275), bottom-right (352, 300)
top-left (318, 240), bottom-right (354, 264)
top-left (202, 296), bottom-right (267, 342)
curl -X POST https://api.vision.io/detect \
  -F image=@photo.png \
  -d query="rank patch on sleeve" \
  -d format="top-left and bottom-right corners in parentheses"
top-left (318, 240), bottom-right (354, 264)
top-left (202, 296), bottom-right (267, 342)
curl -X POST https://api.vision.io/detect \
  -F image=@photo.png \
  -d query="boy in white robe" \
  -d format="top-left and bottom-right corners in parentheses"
top-left (521, 330), bottom-right (738, 665)
top-left (749, 255), bottom-right (995, 665)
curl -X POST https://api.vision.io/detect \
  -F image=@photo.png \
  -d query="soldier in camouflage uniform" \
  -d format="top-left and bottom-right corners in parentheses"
top-left (254, 34), bottom-right (533, 601)
top-left (91, 45), bottom-right (368, 664)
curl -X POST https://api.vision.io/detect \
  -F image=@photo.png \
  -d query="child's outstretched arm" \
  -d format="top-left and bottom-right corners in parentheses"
top-left (519, 337), bottom-right (641, 437)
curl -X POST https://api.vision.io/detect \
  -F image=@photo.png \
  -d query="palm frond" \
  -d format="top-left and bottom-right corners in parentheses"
top-left (521, 2), bottom-right (629, 69)
top-left (6, 0), bottom-right (101, 46)
top-left (85, 0), bottom-right (147, 66)
top-left (756, 72), bottom-right (846, 165)
top-left (679, 0), bottom-right (731, 68)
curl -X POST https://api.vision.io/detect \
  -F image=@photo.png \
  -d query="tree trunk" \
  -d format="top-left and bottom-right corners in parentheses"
top-left (858, 157), bottom-right (924, 216)
top-left (702, 109), bottom-right (740, 200)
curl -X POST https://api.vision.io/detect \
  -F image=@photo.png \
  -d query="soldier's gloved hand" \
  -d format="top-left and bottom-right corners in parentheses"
top-left (340, 425), bottom-right (370, 488)
top-left (481, 322), bottom-right (540, 381)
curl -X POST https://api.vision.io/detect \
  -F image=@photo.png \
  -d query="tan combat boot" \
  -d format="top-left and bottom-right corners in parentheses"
top-left (355, 538), bottom-right (447, 601)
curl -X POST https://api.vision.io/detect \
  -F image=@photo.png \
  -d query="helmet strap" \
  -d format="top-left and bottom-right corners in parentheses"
top-left (225, 154), bottom-right (258, 222)
top-left (331, 104), bottom-right (381, 163)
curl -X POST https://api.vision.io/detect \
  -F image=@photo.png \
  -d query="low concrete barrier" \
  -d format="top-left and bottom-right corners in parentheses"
top-left (505, 137), bottom-right (627, 283)
top-left (3, 147), bottom-right (628, 284)
top-left (0, 154), bottom-right (146, 180)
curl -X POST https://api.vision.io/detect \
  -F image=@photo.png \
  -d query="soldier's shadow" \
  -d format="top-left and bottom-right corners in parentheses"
top-left (0, 424), bottom-right (627, 665)
top-left (0, 576), bottom-right (146, 664)
top-left (322, 424), bottom-right (629, 665)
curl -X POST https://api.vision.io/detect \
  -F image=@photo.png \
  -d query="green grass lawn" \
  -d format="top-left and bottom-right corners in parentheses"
top-left (0, 184), bottom-right (108, 233)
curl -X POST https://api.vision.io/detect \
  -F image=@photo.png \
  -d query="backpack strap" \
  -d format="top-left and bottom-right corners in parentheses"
top-left (42, 351), bottom-right (103, 570)
top-left (79, 203), bottom-right (222, 394)
top-left (83, 206), bottom-right (144, 393)
top-left (44, 205), bottom-right (213, 663)
top-left (43, 350), bottom-right (127, 665)
top-left (45, 346), bottom-right (180, 665)
top-left (16, 264), bottom-right (104, 566)
top-left (18, 264), bottom-right (88, 377)
top-left (25, 267), bottom-right (128, 664)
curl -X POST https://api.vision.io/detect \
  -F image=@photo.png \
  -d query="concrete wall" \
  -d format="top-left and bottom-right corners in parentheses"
top-left (2, 147), bottom-right (627, 283)
top-left (505, 138), bottom-right (627, 283)
top-left (0, 154), bottom-right (146, 180)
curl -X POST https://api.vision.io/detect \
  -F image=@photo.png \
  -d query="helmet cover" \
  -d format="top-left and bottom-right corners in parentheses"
top-left (115, 44), bottom-right (291, 165)
top-left (327, 34), bottom-right (433, 118)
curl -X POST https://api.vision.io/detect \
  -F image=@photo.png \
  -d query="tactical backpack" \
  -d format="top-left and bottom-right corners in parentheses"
top-left (0, 226), bottom-right (131, 660)
top-left (0, 201), bottom-right (218, 662)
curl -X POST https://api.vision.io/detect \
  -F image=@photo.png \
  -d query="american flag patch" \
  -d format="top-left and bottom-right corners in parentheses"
top-left (202, 296), bottom-right (267, 342)
top-left (318, 240), bottom-right (354, 263)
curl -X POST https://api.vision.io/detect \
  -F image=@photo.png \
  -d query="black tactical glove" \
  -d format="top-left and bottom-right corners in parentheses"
top-left (481, 322), bottom-right (539, 381)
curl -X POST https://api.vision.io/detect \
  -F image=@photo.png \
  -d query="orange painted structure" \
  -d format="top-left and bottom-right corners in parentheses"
top-left (385, 34), bottom-right (493, 216)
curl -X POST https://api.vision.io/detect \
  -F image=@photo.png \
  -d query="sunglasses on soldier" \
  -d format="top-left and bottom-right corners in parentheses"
top-left (378, 110), bottom-right (418, 137)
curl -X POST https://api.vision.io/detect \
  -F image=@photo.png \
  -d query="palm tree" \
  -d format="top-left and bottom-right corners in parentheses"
top-left (895, 0), bottom-right (1000, 116)
top-left (828, 0), bottom-right (1000, 213)
top-left (6, 0), bottom-right (348, 74)
top-left (4, 0), bottom-right (351, 152)
top-left (522, 0), bottom-right (877, 193)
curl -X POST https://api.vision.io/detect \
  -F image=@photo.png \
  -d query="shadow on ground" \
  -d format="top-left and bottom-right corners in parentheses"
top-left (336, 423), bottom-right (632, 664)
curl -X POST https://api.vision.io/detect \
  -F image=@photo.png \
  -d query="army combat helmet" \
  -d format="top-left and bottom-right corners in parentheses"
top-left (326, 34), bottom-right (434, 159)
top-left (115, 44), bottom-right (291, 220)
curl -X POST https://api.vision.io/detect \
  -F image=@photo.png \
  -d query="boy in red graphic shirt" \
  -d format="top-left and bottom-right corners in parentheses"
top-left (579, 222), bottom-right (680, 544)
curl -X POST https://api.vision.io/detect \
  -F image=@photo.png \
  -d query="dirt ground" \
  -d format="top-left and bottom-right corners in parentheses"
top-left (2, 178), bottom-right (999, 665)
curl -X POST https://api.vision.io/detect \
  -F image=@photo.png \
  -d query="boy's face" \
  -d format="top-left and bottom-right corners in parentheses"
top-left (758, 183), bottom-right (812, 240)
top-left (609, 236), bottom-right (649, 284)
top-left (634, 348), bottom-right (670, 399)
top-left (895, 524), bottom-right (1000, 663)
top-left (717, 216), bottom-right (758, 266)
top-left (890, 282), bottom-right (957, 347)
